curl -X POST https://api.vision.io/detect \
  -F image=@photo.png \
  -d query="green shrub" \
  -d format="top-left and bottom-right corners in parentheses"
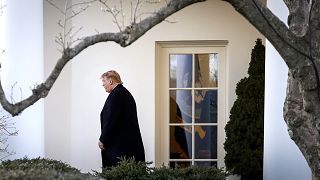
top-left (0, 169), bottom-right (99, 180)
top-left (0, 157), bottom-right (98, 180)
top-left (93, 157), bottom-right (227, 180)
top-left (151, 165), bottom-right (227, 180)
top-left (93, 157), bottom-right (153, 180)
top-left (0, 157), bottom-right (80, 173)
top-left (0, 157), bottom-right (227, 179)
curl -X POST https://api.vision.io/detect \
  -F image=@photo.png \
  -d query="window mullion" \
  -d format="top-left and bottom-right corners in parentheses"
top-left (192, 53), bottom-right (195, 166)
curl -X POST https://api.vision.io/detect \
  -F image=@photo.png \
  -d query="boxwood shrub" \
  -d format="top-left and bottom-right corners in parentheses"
top-left (93, 157), bottom-right (227, 180)
top-left (0, 157), bottom-right (98, 180)
top-left (0, 157), bottom-right (80, 173)
top-left (0, 157), bottom-right (227, 179)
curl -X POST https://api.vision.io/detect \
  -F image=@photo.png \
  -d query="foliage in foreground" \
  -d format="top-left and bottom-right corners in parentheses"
top-left (0, 156), bottom-right (227, 179)
top-left (0, 157), bottom-right (80, 173)
top-left (0, 157), bottom-right (98, 180)
top-left (93, 157), bottom-right (227, 180)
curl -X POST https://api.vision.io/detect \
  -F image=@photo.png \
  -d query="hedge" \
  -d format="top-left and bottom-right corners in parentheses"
top-left (0, 157), bottom-right (227, 180)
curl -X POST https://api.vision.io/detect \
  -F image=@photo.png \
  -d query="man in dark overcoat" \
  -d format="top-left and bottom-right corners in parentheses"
top-left (98, 70), bottom-right (145, 168)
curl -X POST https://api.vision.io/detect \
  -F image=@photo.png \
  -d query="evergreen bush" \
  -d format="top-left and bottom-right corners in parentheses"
top-left (0, 156), bottom-right (227, 179)
top-left (224, 39), bottom-right (265, 180)
top-left (93, 157), bottom-right (153, 180)
top-left (151, 165), bottom-right (227, 180)
top-left (0, 157), bottom-right (98, 180)
top-left (93, 157), bottom-right (227, 180)
top-left (0, 157), bottom-right (80, 173)
top-left (0, 169), bottom-right (99, 180)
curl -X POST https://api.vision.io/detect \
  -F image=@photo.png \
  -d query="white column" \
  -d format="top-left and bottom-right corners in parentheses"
top-left (264, 1), bottom-right (311, 179)
top-left (1, 0), bottom-right (44, 159)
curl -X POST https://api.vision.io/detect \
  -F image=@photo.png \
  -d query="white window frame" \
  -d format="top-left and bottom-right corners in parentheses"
top-left (155, 40), bottom-right (229, 168)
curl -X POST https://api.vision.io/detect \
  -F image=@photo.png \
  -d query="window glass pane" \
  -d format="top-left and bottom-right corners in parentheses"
top-left (170, 54), bottom-right (193, 88)
top-left (195, 53), bottom-right (218, 88)
top-left (195, 126), bottom-right (217, 159)
top-left (170, 125), bottom-right (192, 159)
top-left (194, 161), bottom-right (217, 168)
top-left (194, 90), bottom-right (217, 123)
top-left (170, 90), bottom-right (192, 123)
top-left (169, 161), bottom-right (191, 168)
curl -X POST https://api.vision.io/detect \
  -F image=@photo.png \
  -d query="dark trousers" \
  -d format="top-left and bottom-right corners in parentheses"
top-left (101, 149), bottom-right (119, 168)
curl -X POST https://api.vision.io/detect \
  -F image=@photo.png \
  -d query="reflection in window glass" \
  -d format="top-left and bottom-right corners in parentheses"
top-left (195, 54), bottom-right (218, 88)
top-left (170, 90), bottom-right (192, 123)
top-left (195, 126), bottom-right (217, 159)
top-left (170, 125), bottom-right (192, 159)
top-left (194, 161), bottom-right (217, 168)
top-left (170, 54), bottom-right (193, 88)
top-left (194, 90), bottom-right (217, 123)
top-left (167, 52), bottom-right (220, 168)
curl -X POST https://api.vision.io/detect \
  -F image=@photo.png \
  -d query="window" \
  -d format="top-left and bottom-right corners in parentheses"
top-left (156, 41), bottom-right (227, 168)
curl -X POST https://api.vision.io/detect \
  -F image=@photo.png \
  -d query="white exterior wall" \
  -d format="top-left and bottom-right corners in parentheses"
top-left (43, 0), bottom-right (264, 172)
top-left (43, 0), bottom-right (72, 164)
top-left (1, 0), bottom-right (44, 159)
top-left (264, 1), bottom-right (311, 179)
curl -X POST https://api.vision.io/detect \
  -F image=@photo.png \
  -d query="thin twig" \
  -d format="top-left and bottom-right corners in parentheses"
top-left (99, 0), bottom-right (123, 31)
top-left (62, 0), bottom-right (69, 49)
top-left (69, 27), bottom-right (84, 46)
top-left (10, 82), bottom-right (17, 104)
top-left (120, 0), bottom-right (125, 30)
top-left (66, 0), bottom-right (96, 11)
top-left (45, 0), bottom-right (65, 14)
top-left (70, 37), bottom-right (83, 46)
top-left (131, 1), bottom-right (133, 23)
top-left (0, 110), bottom-right (17, 161)
top-left (133, 0), bottom-right (142, 23)
top-left (66, 3), bottom-right (92, 21)
top-left (47, 0), bottom-right (92, 49)
top-left (19, 87), bottom-right (22, 102)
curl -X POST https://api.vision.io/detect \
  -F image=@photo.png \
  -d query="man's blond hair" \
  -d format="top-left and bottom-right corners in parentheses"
top-left (101, 70), bottom-right (123, 84)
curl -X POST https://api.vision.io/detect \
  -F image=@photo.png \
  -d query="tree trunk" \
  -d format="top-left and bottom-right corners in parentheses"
top-left (286, 1), bottom-right (320, 177)
top-left (284, 71), bottom-right (320, 178)
top-left (226, 0), bottom-right (320, 177)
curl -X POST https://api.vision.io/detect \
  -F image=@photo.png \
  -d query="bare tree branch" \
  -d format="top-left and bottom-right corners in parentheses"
top-left (66, 0), bottom-right (96, 11)
top-left (46, 0), bottom-right (96, 50)
top-left (99, 0), bottom-right (123, 31)
top-left (120, 0), bottom-right (125, 29)
top-left (46, 0), bottom-right (65, 15)
top-left (0, 110), bottom-right (17, 161)
top-left (0, 0), bottom-right (205, 116)
top-left (226, 0), bottom-right (311, 70)
top-left (283, 0), bottom-right (312, 37)
top-left (133, 0), bottom-right (143, 23)
top-left (9, 82), bottom-right (18, 104)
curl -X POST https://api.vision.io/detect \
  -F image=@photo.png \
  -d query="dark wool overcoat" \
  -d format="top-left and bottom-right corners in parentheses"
top-left (100, 84), bottom-right (145, 168)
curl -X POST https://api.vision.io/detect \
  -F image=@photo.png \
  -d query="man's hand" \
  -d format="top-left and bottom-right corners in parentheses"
top-left (98, 141), bottom-right (105, 150)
